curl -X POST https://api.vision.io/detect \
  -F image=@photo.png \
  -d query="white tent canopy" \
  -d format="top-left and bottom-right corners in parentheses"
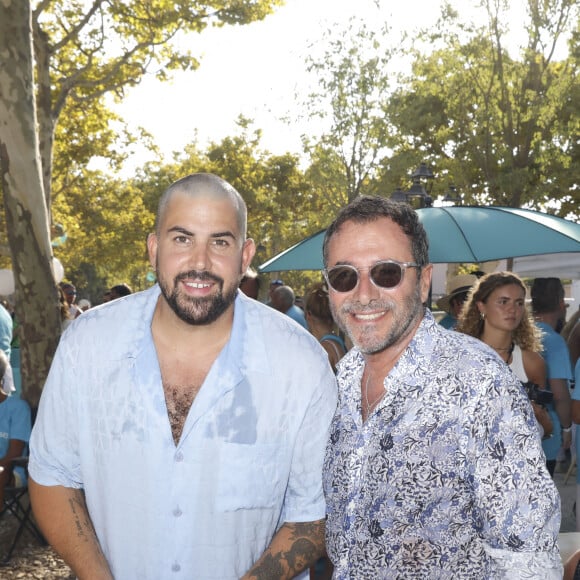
top-left (508, 253), bottom-right (580, 279)
top-left (432, 253), bottom-right (580, 316)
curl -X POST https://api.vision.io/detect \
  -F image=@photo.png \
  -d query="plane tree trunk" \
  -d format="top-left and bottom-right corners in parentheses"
top-left (0, 0), bottom-right (61, 410)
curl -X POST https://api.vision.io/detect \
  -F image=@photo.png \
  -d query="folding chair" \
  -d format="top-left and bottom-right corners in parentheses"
top-left (0, 458), bottom-right (45, 564)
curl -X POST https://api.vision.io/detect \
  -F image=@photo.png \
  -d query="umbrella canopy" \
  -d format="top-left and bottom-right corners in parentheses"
top-left (259, 206), bottom-right (580, 273)
top-left (259, 229), bottom-right (326, 273)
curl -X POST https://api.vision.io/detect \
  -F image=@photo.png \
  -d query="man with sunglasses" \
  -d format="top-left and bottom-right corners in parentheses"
top-left (322, 196), bottom-right (561, 578)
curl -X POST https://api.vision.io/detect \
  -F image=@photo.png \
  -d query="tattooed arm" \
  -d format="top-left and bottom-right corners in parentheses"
top-left (29, 479), bottom-right (113, 579)
top-left (242, 519), bottom-right (326, 580)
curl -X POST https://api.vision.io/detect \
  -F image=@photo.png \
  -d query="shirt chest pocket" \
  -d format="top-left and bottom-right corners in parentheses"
top-left (216, 442), bottom-right (287, 512)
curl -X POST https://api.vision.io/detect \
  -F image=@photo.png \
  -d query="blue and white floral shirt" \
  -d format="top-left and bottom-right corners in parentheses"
top-left (324, 310), bottom-right (562, 579)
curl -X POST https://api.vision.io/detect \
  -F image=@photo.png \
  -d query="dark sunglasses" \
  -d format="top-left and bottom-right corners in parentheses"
top-left (324, 260), bottom-right (420, 293)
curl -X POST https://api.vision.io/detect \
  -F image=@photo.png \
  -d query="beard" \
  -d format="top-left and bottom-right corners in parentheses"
top-left (331, 282), bottom-right (424, 355)
top-left (157, 267), bottom-right (239, 326)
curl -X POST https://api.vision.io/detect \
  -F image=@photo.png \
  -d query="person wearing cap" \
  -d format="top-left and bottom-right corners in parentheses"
top-left (437, 274), bottom-right (478, 330)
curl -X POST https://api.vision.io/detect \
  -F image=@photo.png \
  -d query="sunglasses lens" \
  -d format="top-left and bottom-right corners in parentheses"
top-left (327, 261), bottom-right (410, 292)
top-left (327, 267), bottom-right (358, 293)
top-left (371, 262), bottom-right (403, 289)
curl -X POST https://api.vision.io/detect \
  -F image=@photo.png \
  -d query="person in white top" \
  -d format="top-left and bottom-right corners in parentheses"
top-left (457, 271), bottom-right (551, 437)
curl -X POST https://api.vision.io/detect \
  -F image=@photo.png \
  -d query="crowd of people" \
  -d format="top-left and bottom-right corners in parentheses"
top-left (1, 172), bottom-right (579, 578)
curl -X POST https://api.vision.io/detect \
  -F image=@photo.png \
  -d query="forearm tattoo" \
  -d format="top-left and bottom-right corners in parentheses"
top-left (248, 520), bottom-right (325, 579)
top-left (63, 489), bottom-right (112, 578)
top-left (68, 490), bottom-right (100, 545)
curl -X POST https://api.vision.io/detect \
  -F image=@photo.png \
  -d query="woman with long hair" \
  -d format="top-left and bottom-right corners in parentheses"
top-left (457, 271), bottom-right (551, 437)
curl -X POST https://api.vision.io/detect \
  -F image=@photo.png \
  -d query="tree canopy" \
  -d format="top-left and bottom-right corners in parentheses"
top-left (297, 0), bottom-right (580, 216)
top-left (301, 22), bottom-right (396, 203)
top-left (0, 0), bottom-right (284, 406)
top-left (385, 0), bottom-right (580, 214)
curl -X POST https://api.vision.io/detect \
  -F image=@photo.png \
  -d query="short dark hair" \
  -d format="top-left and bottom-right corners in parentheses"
top-left (322, 196), bottom-right (429, 268)
top-left (531, 278), bottom-right (564, 314)
top-left (110, 283), bottom-right (133, 298)
top-left (60, 282), bottom-right (76, 295)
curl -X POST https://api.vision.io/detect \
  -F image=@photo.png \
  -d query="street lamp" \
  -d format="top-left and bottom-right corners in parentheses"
top-left (442, 184), bottom-right (462, 206)
top-left (389, 187), bottom-right (408, 204)
top-left (390, 162), bottom-right (434, 208)
top-left (406, 178), bottom-right (433, 209)
top-left (411, 162), bottom-right (435, 187)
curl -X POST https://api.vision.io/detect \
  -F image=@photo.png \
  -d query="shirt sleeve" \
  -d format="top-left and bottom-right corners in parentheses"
top-left (28, 334), bottom-right (82, 488)
top-left (544, 332), bottom-right (573, 381)
top-left (282, 359), bottom-right (337, 522)
top-left (469, 368), bottom-right (562, 578)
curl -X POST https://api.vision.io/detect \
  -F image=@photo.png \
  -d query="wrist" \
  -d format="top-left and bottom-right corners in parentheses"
top-left (562, 425), bottom-right (572, 433)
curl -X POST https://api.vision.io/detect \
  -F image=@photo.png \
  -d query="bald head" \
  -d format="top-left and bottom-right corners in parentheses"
top-left (156, 173), bottom-right (247, 238)
top-left (271, 285), bottom-right (295, 312)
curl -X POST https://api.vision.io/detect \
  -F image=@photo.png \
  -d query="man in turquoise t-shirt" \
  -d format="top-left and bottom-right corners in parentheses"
top-left (532, 278), bottom-right (573, 476)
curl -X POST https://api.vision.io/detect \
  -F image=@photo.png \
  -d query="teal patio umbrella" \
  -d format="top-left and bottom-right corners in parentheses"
top-left (259, 206), bottom-right (580, 272)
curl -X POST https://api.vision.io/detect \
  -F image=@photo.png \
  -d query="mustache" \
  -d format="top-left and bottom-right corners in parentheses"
top-left (340, 299), bottom-right (396, 314)
top-left (174, 270), bottom-right (223, 285)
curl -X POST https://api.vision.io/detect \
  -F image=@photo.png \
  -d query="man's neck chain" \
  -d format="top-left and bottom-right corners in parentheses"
top-left (363, 371), bottom-right (385, 419)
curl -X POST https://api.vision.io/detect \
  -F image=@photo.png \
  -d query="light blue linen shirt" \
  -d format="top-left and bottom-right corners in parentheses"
top-left (30, 286), bottom-right (337, 579)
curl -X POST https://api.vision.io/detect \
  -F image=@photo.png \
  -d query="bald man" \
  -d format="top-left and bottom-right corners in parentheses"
top-left (29, 174), bottom-right (337, 580)
top-left (271, 285), bottom-right (308, 329)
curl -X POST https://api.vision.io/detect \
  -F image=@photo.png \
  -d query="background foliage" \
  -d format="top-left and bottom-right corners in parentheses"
top-left (4, 0), bottom-right (580, 326)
